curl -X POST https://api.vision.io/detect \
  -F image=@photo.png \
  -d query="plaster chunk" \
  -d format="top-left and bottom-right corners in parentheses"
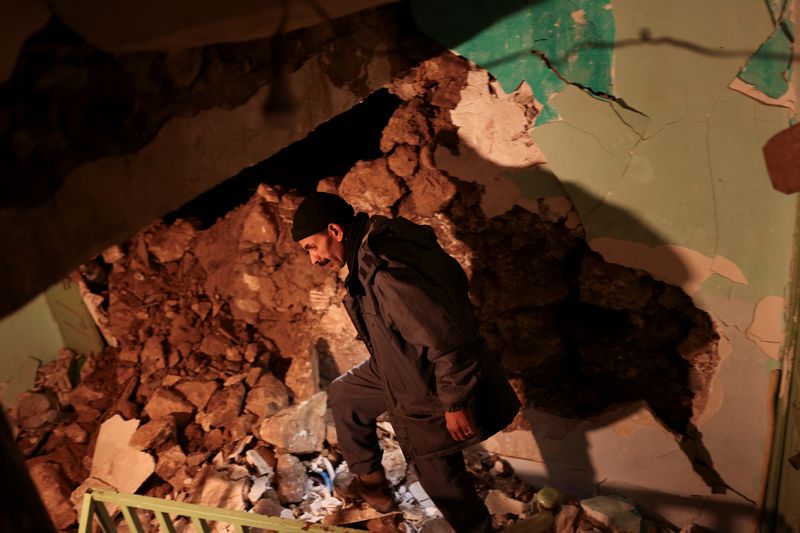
top-left (88, 415), bottom-right (155, 497)
top-left (484, 489), bottom-right (526, 517)
top-left (187, 464), bottom-right (247, 512)
top-left (580, 495), bottom-right (641, 533)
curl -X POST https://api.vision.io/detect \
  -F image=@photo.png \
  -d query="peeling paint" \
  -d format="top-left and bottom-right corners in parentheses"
top-left (710, 255), bottom-right (748, 285)
top-left (730, 1), bottom-right (795, 108)
top-left (746, 295), bottom-right (786, 360)
top-left (411, 0), bottom-right (616, 124)
top-left (435, 69), bottom-right (546, 217)
top-left (589, 238), bottom-right (712, 295)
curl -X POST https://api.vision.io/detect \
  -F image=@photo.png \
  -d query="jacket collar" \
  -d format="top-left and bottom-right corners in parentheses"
top-left (344, 212), bottom-right (370, 293)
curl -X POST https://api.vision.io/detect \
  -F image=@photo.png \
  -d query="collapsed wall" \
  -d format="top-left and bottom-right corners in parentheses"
top-left (11, 52), bottom-right (721, 530)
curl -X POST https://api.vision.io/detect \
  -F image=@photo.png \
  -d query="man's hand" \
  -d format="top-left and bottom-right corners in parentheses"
top-left (445, 407), bottom-right (478, 441)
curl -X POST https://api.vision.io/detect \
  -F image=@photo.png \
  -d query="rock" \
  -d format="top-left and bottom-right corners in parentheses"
top-left (248, 476), bottom-right (271, 503)
top-left (259, 392), bottom-right (327, 453)
top-left (175, 380), bottom-right (219, 410)
top-left (187, 464), bottom-right (247, 511)
top-left (144, 389), bottom-right (195, 424)
top-left (381, 446), bottom-right (407, 486)
top-left (168, 316), bottom-right (202, 345)
top-left (387, 144), bottom-right (418, 177)
top-left (403, 167), bottom-right (456, 218)
top-left (155, 445), bottom-right (189, 492)
top-left (148, 221), bottom-right (196, 263)
top-left (485, 489), bottom-right (526, 517)
top-left (246, 447), bottom-right (276, 477)
top-left (199, 334), bottom-right (229, 357)
top-left (275, 454), bottom-right (307, 504)
top-left (580, 495), bottom-right (642, 533)
top-left (16, 391), bottom-right (59, 429)
top-left (339, 159), bottom-right (405, 216)
top-left (27, 462), bottom-right (77, 529)
top-left (117, 345), bottom-right (141, 364)
top-left (140, 336), bottom-right (166, 374)
top-left (418, 518), bottom-right (456, 533)
top-left (52, 423), bottom-right (88, 444)
top-left (244, 373), bottom-right (289, 418)
top-left (380, 99), bottom-right (432, 152)
top-left (197, 383), bottom-right (245, 429)
top-left (83, 416), bottom-right (155, 502)
top-left (129, 418), bottom-right (175, 450)
top-left (251, 496), bottom-right (286, 517)
top-left (241, 202), bottom-right (279, 244)
top-left (554, 504), bottom-right (580, 533)
top-left (284, 348), bottom-right (320, 402)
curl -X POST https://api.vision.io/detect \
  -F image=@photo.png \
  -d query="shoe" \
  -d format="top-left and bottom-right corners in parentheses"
top-left (335, 469), bottom-right (398, 513)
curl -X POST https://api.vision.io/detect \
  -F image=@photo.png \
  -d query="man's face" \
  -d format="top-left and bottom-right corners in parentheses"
top-left (299, 223), bottom-right (346, 271)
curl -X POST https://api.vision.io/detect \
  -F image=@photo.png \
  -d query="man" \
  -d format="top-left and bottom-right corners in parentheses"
top-left (292, 192), bottom-right (520, 533)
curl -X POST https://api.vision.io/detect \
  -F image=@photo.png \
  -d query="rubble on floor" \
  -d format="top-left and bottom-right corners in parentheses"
top-left (9, 51), bottom-right (718, 532)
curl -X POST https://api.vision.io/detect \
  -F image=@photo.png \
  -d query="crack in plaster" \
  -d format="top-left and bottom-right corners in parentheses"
top-left (704, 114), bottom-right (722, 260)
top-left (530, 48), bottom-right (649, 118)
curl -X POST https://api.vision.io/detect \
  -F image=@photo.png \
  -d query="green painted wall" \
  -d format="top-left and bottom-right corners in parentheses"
top-left (413, 0), bottom-right (798, 525)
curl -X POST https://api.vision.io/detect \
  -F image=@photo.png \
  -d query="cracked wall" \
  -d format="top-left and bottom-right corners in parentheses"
top-left (414, 0), bottom-right (799, 530)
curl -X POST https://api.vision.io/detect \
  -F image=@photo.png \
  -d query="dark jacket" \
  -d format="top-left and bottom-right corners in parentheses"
top-left (342, 213), bottom-right (520, 460)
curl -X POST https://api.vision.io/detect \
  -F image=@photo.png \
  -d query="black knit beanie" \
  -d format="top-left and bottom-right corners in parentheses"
top-left (291, 192), bottom-right (355, 242)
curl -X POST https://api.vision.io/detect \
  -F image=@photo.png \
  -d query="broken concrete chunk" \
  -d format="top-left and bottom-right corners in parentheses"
top-left (402, 167), bottom-right (456, 218)
top-left (244, 372), bottom-right (289, 419)
top-left (381, 446), bottom-right (407, 486)
top-left (241, 202), bottom-right (279, 244)
top-left (87, 415), bottom-right (155, 498)
top-left (275, 454), bottom-right (307, 504)
top-left (28, 462), bottom-right (78, 529)
top-left (117, 345), bottom-right (141, 364)
top-left (248, 476), bottom-right (271, 503)
top-left (148, 220), bottom-right (197, 263)
top-left (554, 504), bottom-right (580, 533)
top-left (16, 391), bottom-right (59, 430)
top-left (246, 447), bottom-right (276, 477)
top-left (140, 336), bottom-right (166, 374)
top-left (144, 389), bottom-right (195, 423)
top-left (580, 495), bottom-right (641, 533)
top-left (200, 334), bottom-right (229, 357)
top-left (198, 383), bottom-right (245, 428)
top-left (52, 423), bottom-right (88, 444)
top-left (187, 464), bottom-right (247, 511)
top-left (284, 348), bottom-right (320, 402)
top-left (251, 495), bottom-right (286, 516)
top-left (485, 489), bottom-right (526, 517)
top-left (259, 391), bottom-right (327, 453)
top-left (175, 380), bottom-right (219, 410)
top-left (129, 418), bottom-right (176, 450)
top-left (156, 445), bottom-right (189, 492)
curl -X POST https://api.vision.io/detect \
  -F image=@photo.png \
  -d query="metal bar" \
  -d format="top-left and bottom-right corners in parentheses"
top-left (191, 516), bottom-right (211, 533)
top-left (155, 511), bottom-right (177, 533)
top-left (233, 523), bottom-right (246, 533)
top-left (120, 505), bottom-right (146, 533)
top-left (77, 496), bottom-right (95, 533)
top-left (85, 489), bottom-right (359, 532)
top-left (93, 500), bottom-right (118, 533)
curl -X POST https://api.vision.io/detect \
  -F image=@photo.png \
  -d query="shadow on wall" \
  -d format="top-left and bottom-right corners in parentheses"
top-left (442, 165), bottom-right (745, 505)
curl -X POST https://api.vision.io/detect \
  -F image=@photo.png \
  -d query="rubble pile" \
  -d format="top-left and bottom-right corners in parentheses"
top-left (11, 52), bottom-right (719, 531)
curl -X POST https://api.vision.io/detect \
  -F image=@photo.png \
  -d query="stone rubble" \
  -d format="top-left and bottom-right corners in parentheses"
top-left (9, 51), bottom-right (716, 533)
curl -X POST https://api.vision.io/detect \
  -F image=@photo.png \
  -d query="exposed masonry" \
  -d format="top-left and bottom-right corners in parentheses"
top-left (11, 53), bottom-right (729, 530)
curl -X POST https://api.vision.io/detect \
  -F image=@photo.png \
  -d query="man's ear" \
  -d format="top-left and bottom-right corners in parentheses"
top-left (328, 223), bottom-right (345, 242)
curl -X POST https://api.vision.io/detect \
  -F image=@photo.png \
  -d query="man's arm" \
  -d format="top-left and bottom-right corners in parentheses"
top-left (372, 265), bottom-right (481, 440)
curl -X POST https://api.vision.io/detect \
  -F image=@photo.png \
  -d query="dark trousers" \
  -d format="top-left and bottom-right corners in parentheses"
top-left (329, 358), bottom-right (492, 533)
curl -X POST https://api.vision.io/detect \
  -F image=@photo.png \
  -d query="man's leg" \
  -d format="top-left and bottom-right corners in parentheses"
top-left (414, 452), bottom-right (493, 533)
top-left (328, 357), bottom-right (386, 474)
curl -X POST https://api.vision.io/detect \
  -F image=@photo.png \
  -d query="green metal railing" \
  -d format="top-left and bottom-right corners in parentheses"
top-left (78, 489), bottom-right (359, 533)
